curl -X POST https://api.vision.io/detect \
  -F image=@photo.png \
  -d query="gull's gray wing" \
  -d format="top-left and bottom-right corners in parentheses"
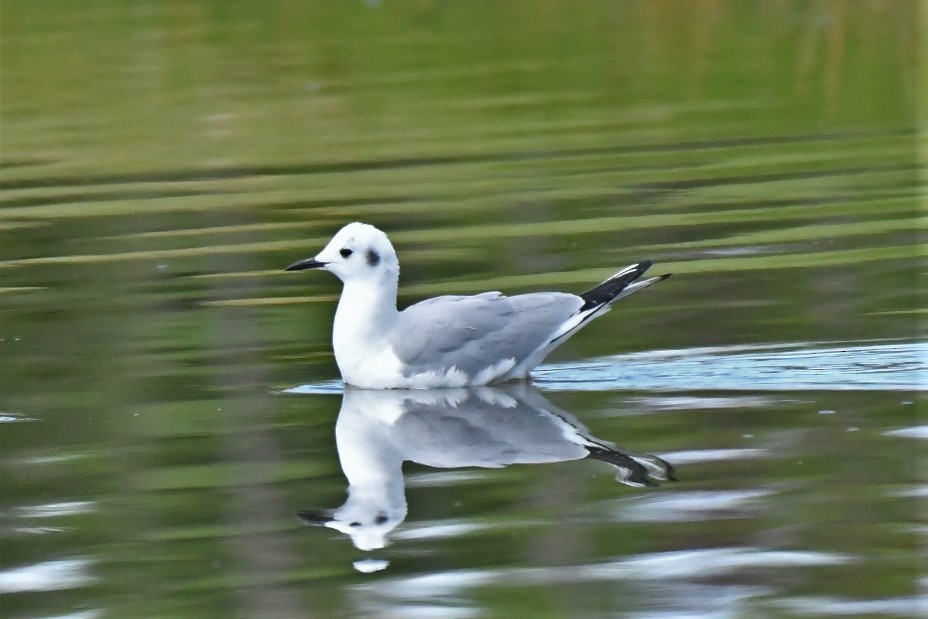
top-left (393, 388), bottom-right (589, 468)
top-left (387, 387), bottom-right (676, 485)
top-left (391, 291), bottom-right (583, 379)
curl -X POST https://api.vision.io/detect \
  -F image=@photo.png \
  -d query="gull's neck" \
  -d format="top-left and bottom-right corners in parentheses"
top-left (332, 276), bottom-right (399, 358)
top-left (337, 404), bottom-right (405, 489)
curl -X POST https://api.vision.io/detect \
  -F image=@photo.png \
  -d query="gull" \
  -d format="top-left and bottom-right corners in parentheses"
top-left (285, 222), bottom-right (670, 389)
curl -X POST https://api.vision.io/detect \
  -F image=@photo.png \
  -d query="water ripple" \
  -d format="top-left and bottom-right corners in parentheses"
top-left (535, 340), bottom-right (926, 392)
top-left (0, 558), bottom-right (97, 593)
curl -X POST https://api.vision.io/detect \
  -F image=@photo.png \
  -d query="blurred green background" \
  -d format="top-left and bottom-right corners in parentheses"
top-left (0, 1), bottom-right (923, 618)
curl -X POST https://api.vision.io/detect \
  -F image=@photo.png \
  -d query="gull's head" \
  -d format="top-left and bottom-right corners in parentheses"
top-left (285, 222), bottom-right (399, 284)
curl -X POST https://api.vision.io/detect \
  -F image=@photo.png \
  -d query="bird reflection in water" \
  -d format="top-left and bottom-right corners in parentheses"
top-left (297, 385), bottom-right (675, 556)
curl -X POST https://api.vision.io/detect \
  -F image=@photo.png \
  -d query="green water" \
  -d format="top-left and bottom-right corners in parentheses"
top-left (1, 1), bottom-right (924, 617)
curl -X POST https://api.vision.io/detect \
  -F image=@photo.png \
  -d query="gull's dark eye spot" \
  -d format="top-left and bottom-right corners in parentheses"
top-left (374, 513), bottom-right (388, 525)
top-left (340, 248), bottom-right (353, 258)
top-left (349, 521), bottom-right (361, 528)
top-left (366, 249), bottom-right (380, 267)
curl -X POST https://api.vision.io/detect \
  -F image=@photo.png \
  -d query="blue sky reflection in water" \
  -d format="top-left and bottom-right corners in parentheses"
top-left (0, 1), bottom-right (923, 618)
top-left (536, 340), bottom-right (927, 392)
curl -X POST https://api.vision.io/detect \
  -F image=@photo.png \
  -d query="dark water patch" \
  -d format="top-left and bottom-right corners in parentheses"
top-left (0, 158), bottom-right (465, 191)
top-left (265, 195), bottom-right (421, 213)
top-left (0, 188), bottom-right (226, 209)
top-left (629, 162), bottom-right (917, 192)
top-left (613, 127), bottom-right (914, 152)
top-left (559, 192), bottom-right (913, 217)
top-left (0, 158), bottom-right (56, 170)
top-left (1, 129), bottom-right (912, 192)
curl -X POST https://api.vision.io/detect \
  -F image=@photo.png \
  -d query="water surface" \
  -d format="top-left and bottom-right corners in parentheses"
top-left (1, 2), bottom-right (923, 618)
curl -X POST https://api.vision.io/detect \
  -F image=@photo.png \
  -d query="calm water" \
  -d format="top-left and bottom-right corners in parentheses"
top-left (1, 2), bottom-right (924, 618)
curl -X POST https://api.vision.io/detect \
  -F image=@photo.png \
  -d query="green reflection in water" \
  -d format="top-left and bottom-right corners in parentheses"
top-left (0, 1), bottom-right (921, 618)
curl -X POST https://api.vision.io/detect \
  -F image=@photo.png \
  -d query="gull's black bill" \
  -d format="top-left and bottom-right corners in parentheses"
top-left (285, 258), bottom-right (327, 271)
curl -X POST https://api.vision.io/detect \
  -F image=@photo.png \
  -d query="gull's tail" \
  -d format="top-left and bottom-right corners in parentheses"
top-left (578, 260), bottom-right (671, 312)
top-left (547, 261), bottom-right (671, 347)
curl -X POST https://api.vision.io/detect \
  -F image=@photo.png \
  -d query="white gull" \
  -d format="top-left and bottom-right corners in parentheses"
top-left (285, 222), bottom-right (670, 389)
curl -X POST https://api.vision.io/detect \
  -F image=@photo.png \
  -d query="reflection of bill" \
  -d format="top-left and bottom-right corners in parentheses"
top-left (297, 386), bottom-right (675, 552)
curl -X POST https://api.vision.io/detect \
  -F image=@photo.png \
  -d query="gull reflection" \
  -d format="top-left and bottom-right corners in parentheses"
top-left (297, 385), bottom-right (675, 551)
